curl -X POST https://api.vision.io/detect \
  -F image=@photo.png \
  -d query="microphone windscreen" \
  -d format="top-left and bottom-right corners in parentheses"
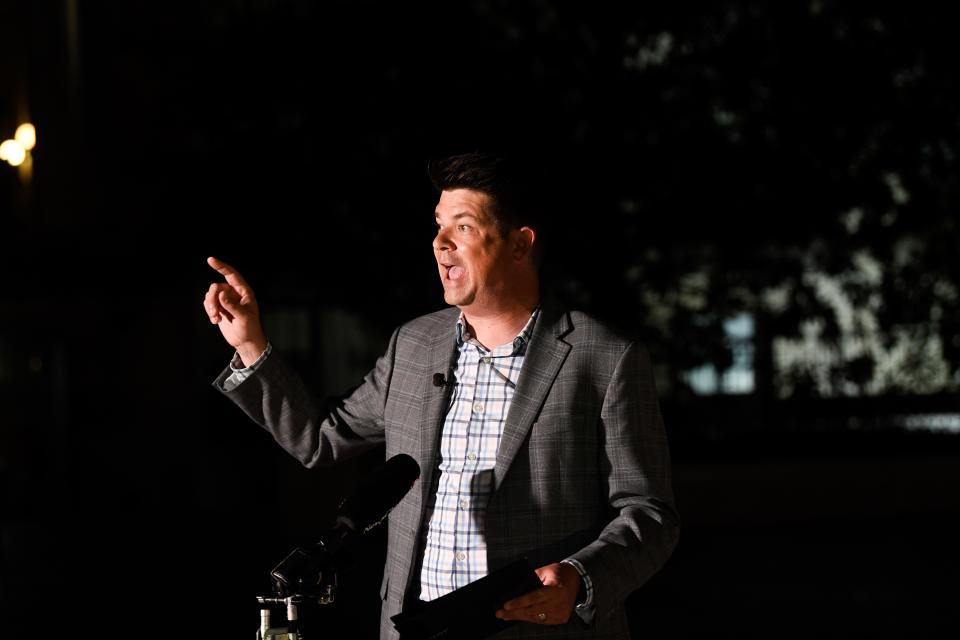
top-left (336, 454), bottom-right (421, 533)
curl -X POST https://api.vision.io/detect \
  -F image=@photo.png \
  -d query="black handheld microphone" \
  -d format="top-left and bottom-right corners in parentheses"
top-left (270, 454), bottom-right (421, 595)
top-left (335, 453), bottom-right (420, 534)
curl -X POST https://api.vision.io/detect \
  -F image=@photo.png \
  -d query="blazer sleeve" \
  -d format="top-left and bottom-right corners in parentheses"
top-left (567, 340), bottom-right (680, 623)
top-left (210, 326), bottom-right (400, 468)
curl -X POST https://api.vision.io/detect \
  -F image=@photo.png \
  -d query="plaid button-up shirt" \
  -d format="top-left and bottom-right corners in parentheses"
top-left (417, 307), bottom-right (542, 600)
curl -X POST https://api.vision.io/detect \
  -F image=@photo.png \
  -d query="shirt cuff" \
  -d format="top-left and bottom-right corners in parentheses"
top-left (560, 557), bottom-right (594, 612)
top-left (221, 342), bottom-right (273, 392)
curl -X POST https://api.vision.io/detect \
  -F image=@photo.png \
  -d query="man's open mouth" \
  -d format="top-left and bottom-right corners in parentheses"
top-left (442, 264), bottom-right (465, 281)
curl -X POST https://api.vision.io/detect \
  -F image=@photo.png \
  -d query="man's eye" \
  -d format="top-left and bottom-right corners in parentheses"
top-left (457, 224), bottom-right (470, 232)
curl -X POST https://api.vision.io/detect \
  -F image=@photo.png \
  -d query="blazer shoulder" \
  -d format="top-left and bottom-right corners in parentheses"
top-left (564, 309), bottom-right (636, 350)
top-left (395, 306), bottom-right (459, 344)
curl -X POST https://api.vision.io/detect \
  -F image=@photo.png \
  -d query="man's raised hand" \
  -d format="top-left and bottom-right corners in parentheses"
top-left (204, 256), bottom-right (268, 366)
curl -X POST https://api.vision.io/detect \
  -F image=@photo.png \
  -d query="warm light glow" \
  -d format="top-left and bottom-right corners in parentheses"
top-left (0, 139), bottom-right (27, 166)
top-left (15, 123), bottom-right (36, 150)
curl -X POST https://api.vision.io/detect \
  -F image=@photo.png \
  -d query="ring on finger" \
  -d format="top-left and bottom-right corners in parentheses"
top-left (537, 612), bottom-right (546, 622)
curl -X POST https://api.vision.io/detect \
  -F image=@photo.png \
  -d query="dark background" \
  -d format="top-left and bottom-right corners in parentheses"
top-left (2, 1), bottom-right (958, 637)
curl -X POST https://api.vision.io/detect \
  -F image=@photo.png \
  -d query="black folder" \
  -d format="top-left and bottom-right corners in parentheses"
top-left (390, 559), bottom-right (543, 640)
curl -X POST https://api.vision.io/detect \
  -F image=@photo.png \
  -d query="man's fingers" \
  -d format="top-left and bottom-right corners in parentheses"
top-left (204, 289), bottom-right (223, 323)
top-left (495, 599), bottom-right (554, 623)
top-left (204, 297), bottom-right (219, 323)
top-left (205, 284), bottom-right (233, 323)
top-left (219, 289), bottom-right (242, 315)
top-left (207, 256), bottom-right (250, 290)
top-left (502, 587), bottom-right (550, 611)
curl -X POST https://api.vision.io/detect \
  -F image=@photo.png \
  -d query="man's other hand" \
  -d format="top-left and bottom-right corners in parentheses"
top-left (495, 562), bottom-right (582, 626)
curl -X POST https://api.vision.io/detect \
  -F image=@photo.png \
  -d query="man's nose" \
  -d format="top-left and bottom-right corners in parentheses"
top-left (433, 228), bottom-right (454, 252)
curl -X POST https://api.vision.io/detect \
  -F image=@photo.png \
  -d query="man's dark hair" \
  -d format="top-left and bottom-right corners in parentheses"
top-left (427, 151), bottom-right (548, 263)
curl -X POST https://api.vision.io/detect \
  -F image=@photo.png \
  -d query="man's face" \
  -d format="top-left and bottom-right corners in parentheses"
top-left (433, 188), bottom-right (518, 311)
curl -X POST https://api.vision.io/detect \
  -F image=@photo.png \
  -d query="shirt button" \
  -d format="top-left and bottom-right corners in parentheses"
top-left (455, 552), bottom-right (466, 562)
top-left (481, 357), bottom-right (491, 364)
top-left (466, 453), bottom-right (477, 461)
top-left (459, 499), bottom-right (469, 509)
top-left (472, 402), bottom-right (485, 414)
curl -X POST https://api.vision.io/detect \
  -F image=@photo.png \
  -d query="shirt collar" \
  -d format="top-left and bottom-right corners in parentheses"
top-left (455, 305), bottom-right (541, 355)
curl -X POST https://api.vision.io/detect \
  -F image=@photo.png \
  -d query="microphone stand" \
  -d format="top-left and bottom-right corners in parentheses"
top-left (255, 544), bottom-right (339, 640)
top-left (252, 454), bottom-right (419, 638)
top-left (255, 587), bottom-right (334, 640)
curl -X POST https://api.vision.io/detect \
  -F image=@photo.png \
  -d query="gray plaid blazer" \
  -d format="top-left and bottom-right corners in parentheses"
top-left (214, 304), bottom-right (679, 639)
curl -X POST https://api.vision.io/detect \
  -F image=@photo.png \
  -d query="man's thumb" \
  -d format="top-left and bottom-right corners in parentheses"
top-left (536, 567), bottom-right (553, 585)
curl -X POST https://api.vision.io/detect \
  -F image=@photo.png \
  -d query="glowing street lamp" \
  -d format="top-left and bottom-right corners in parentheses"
top-left (0, 139), bottom-right (27, 167)
top-left (2, 121), bottom-right (36, 191)
top-left (15, 123), bottom-right (36, 150)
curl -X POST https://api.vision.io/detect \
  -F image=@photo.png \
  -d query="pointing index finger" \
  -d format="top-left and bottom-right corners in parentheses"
top-left (207, 256), bottom-right (249, 289)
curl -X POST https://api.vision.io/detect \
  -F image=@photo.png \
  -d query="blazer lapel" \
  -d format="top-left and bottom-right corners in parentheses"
top-left (493, 305), bottom-right (572, 491)
top-left (418, 317), bottom-right (459, 505)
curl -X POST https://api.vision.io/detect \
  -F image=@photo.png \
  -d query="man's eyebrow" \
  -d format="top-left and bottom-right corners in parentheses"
top-left (434, 211), bottom-right (478, 221)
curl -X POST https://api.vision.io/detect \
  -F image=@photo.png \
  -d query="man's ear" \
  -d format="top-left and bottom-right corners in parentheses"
top-left (512, 226), bottom-right (536, 261)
